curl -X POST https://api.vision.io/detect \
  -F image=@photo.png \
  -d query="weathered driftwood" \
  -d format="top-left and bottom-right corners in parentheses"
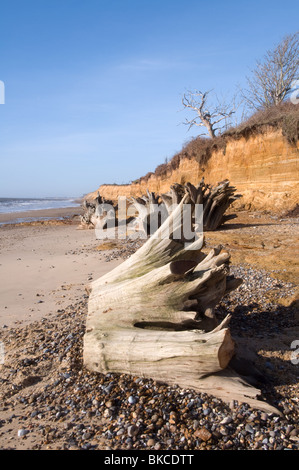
top-left (79, 192), bottom-right (116, 230)
top-left (79, 199), bottom-right (97, 229)
top-left (83, 187), bottom-right (278, 413)
top-left (162, 178), bottom-right (241, 231)
top-left (129, 189), bottom-right (168, 236)
top-left (130, 179), bottom-right (241, 237)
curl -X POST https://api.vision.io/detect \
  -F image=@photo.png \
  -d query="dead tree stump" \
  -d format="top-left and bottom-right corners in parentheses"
top-left (83, 185), bottom-right (279, 413)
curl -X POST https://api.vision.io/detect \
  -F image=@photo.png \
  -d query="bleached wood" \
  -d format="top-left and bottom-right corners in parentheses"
top-left (83, 184), bottom-right (279, 414)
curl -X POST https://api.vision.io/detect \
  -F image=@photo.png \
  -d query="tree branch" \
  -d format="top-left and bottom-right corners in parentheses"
top-left (182, 89), bottom-right (235, 138)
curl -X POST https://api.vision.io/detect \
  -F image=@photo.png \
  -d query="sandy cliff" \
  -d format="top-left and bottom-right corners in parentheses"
top-left (87, 128), bottom-right (299, 213)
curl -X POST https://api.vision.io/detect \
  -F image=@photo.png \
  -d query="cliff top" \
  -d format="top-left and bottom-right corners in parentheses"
top-left (133, 102), bottom-right (299, 185)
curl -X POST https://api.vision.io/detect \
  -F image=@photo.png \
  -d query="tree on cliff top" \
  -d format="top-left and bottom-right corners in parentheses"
top-left (243, 32), bottom-right (299, 110)
top-left (181, 89), bottom-right (235, 138)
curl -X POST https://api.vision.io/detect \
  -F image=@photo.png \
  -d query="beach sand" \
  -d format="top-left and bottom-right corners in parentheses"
top-left (0, 208), bottom-right (122, 328)
top-left (0, 209), bottom-right (298, 450)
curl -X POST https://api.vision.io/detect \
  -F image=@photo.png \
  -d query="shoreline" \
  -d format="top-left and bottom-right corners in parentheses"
top-left (0, 209), bottom-right (298, 450)
top-left (0, 213), bottom-right (122, 328)
top-left (0, 206), bottom-right (84, 225)
top-left (0, 208), bottom-right (298, 326)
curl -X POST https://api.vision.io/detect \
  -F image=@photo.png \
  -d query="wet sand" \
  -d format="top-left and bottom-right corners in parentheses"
top-left (0, 206), bottom-right (83, 225)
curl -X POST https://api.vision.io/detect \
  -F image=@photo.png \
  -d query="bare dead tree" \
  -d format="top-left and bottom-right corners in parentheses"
top-left (243, 32), bottom-right (299, 110)
top-left (182, 89), bottom-right (235, 138)
top-left (84, 184), bottom-right (279, 413)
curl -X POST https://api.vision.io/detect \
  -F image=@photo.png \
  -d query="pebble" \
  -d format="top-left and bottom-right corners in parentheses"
top-left (245, 424), bottom-right (254, 434)
top-left (220, 416), bottom-right (233, 425)
top-left (147, 438), bottom-right (156, 447)
top-left (128, 396), bottom-right (137, 405)
top-left (0, 257), bottom-right (298, 451)
top-left (127, 425), bottom-right (139, 437)
top-left (195, 428), bottom-right (212, 442)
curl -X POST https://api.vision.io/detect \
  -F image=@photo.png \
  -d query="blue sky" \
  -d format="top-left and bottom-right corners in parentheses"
top-left (0, 0), bottom-right (298, 197)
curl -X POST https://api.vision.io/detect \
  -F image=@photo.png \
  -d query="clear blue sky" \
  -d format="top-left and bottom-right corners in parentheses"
top-left (0, 0), bottom-right (298, 197)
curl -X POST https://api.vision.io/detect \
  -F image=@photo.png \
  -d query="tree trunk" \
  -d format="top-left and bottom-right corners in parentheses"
top-left (130, 179), bottom-right (241, 235)
top-left (79, 192), bottom-right (117, 230)
top-left (162, 179), bottom-right (241, 231)
top-left (129, 189), bottom-right (168, 236)
top-left (83, 186), bottom-right (279, 413)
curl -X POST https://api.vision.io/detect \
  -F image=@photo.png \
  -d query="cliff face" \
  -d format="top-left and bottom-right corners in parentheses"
top-left (87, 128), bottom-right (299, 213)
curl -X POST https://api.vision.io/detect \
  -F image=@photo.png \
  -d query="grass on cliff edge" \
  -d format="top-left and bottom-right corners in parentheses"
top-left (134, 102), bottom-right (299, 185)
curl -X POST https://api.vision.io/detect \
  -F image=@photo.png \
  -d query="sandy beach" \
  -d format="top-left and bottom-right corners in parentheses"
top-left (0, 209), bottom-right (298, 450)
top-left (1, 0), bottom-right (298, 454)
top-left (0, 208), bottom-right (123, 328)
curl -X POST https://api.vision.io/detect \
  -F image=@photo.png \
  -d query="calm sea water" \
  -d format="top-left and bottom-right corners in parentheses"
top-left (0, 197), bottom-right (80, 214)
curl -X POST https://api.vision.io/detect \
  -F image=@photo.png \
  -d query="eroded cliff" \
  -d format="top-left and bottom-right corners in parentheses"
top-left (87, 127), bottom-right (299, 214)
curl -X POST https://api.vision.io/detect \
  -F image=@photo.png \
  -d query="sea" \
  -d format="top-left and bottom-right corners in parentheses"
top-left (0, 197), bottom-right (81, 224)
